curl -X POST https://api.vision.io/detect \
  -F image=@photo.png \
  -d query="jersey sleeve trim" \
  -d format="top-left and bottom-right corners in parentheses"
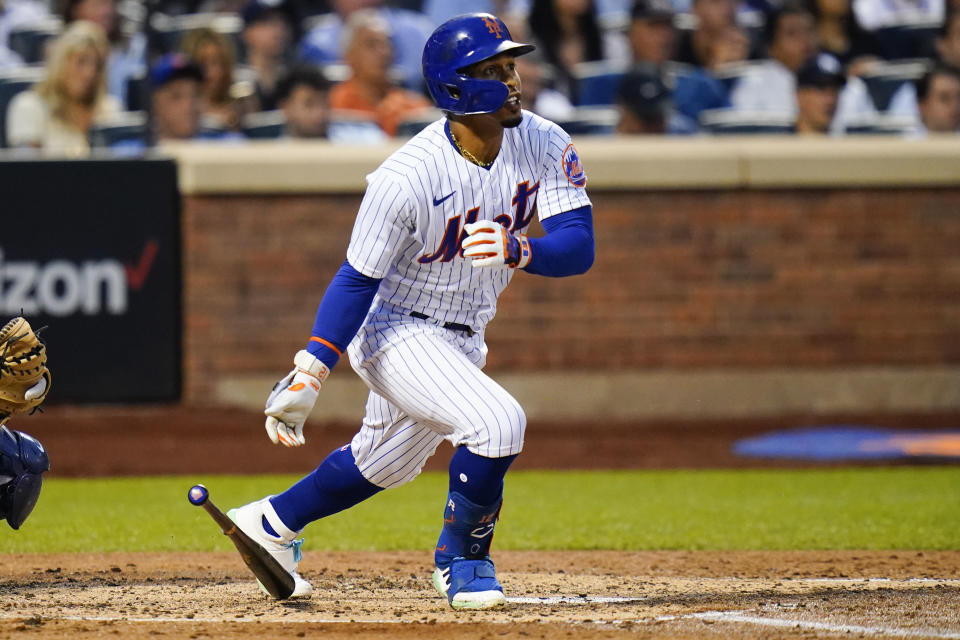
top-left (309, 336), bottom-right (343, 356)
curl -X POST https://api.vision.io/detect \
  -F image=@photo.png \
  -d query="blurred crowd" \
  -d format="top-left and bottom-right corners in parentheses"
top-left (0, 0), bottom-right (957, 155)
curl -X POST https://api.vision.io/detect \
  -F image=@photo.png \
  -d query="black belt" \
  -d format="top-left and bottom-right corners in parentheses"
top-left (409, 311), bottom-right (474, 336)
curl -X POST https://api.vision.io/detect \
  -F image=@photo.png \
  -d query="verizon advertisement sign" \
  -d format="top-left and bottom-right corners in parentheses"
top-left (1, 160), bottom-right (180, 402)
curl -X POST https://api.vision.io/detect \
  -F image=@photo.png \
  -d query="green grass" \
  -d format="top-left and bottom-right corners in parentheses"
top-left (2, 468), bottom-right (958, 554)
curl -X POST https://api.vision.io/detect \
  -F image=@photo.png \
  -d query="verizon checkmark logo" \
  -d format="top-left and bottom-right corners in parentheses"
top-left (124, 240), bottom-right (159, 291)
top-left (0, 239), bottom-right (161, 316)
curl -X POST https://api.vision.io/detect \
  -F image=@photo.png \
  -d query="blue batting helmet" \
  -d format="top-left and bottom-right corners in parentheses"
top-left (422, 13), bottom-right (535, 115)
top-left (0, 426), bottom-right (49, 530)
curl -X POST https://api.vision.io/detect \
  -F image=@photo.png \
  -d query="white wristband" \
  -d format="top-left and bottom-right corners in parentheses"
top-left (293, 349), bottom-right (330, 383)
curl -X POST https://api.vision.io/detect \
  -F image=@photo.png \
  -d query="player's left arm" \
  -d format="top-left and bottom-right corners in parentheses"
top-left (461, 205), bottom-right (594, 276)
top-left (521, 205), bottom-right (594, 277)
top-left (463, 125), bottom-right (594, 276)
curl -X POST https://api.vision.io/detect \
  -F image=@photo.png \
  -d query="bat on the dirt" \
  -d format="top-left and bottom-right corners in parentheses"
top-left (188, 484), bottom-right (295, 600)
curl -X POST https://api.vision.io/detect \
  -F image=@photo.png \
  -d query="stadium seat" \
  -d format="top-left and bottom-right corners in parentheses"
top-left (556, 106), bottom-right (619, 135)
top-left (873, 23), bottom-right (940, 60)
top-left (125, 72), bottom-right (149, 112)
top-left (88, 111), bottom-right (149, 149)
top-left (572, 60), bottom-right (629, 107)
top-left (699, 108), bottom-right (795, 134)
top-left (395, 109), bottom-right (442, 137)
top-left (859, 58), bottom-right (932, 112)
top-left (710, 60), bottom-right (760, 94)
top-left (7, 18), bottom-right (62, 64)
top-left (327, 109), bottom-right (388, 143)
top-left (148, 12), bottom-right (243, 55)
top-left (843, 113), bottom-right (916, 135)
top-left (242, 110), bottom-right (286, 139)
top-left (0, 66), bottom-right (45, 148)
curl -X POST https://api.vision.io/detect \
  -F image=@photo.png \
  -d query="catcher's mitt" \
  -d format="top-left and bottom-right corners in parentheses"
top-left (0, 317), bottom-right (51, 426)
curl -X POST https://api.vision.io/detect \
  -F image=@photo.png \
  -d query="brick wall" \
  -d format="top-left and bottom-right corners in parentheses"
top-left (181, 188), bottom-right (960, 402)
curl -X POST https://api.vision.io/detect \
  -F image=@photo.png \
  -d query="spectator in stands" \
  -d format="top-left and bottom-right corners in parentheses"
top-left (729, 2), bottom-right (818, 114)
top-left (277, 65), bottom-right (330, 138)
top-left (149, 52), bottom-right (204, 142)
top-left (673, 0), bottom-right (738, 68)
top-left (935, 7), bottom-right (960, 67)
top-left (328, 9), bottom-right (433, 136)
top-left (181, 26), bottom-right (256, 131)
top-left (615, 65), bottom-right (671, 132)
top-left (298, 0), bottom-right (434, 91)
top-left (913, 64), bottom-right (960, 133)
top-left (628, 0), bottom-right (677, 66)
top-left (807, 0), bottom-right (880, 68)
top-left (63, 0), bottom-right (147, 108)
top-left (6, 20), bottom-right (120, 155)
top-left (671, 24), bottom-right (748, 131)
top-left (849, 10), bottom-right (960, 128)
top-left (241, 0), bottom-right (293, 111)
top-left (528, 0), bottom-right (631, 98)
top-left (794, 51), bottom-right (845, 133)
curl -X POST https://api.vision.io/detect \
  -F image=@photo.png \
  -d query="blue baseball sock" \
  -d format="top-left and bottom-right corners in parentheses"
top-left (435, 448), bottom-right (517, 567)
top-left (266, 445), bottom-right (382, 534)
top-left (448, 446), bottom-right (516, 505)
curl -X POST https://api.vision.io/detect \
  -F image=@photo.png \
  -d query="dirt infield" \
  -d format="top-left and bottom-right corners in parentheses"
top-left (4, 406), bottom-right (958, 638)
top-left (1, 551), bottom-right (959, 639)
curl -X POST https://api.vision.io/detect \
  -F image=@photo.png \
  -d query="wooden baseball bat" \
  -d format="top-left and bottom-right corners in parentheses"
top-left (188, 484), bottom-right (295, 600)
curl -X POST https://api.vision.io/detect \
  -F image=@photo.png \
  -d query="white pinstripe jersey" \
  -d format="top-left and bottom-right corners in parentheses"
top-left (346, 110), bottom-right (592, 331)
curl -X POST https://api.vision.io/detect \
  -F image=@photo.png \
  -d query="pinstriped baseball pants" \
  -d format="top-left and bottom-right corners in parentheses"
top-left (346, 305), bottom-right (526, 489)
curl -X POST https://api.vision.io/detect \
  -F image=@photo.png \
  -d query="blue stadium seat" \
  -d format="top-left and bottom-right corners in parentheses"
top-left (873, 23), bottom-right (940, 60)
top-left (125, 72), bottom-right (149, 112)
top-left (0, 66), bottom-right (45, 148)
top-left (572, 60), bottom-right (629, 107)
top-left (7, 18), bottom-right (62, 64)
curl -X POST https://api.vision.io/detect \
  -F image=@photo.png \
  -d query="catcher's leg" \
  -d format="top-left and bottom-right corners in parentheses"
top-left (0, 426), bottom-right (50, 530)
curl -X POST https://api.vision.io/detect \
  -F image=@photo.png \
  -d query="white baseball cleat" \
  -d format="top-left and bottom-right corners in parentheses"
top-left (227, 497), bottom-right (313, 598)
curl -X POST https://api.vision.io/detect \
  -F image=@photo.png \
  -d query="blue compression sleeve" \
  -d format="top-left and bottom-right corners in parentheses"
top-left (524, 205), bottom-right (595, 277)
top-left (306, 260), bottom-right (381, 369)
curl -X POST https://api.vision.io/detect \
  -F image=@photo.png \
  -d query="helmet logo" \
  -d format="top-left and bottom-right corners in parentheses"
top-left (482, 17), bottom-right (504, 39)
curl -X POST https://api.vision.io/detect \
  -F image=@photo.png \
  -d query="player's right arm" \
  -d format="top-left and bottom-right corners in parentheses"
top-left (264, 169), bottom-right (415, 447)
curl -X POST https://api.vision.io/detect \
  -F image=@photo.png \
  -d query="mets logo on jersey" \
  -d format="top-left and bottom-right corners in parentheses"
top-left (483, 17), bottom-right (504, 39)
top-left (562, 143), bottom-right (586, 187)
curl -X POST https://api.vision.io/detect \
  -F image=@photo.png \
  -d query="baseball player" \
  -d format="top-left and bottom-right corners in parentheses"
top-left (228, 12), bottom-right (594, 610)
top-left (0, 317), bottom-right (52, 531)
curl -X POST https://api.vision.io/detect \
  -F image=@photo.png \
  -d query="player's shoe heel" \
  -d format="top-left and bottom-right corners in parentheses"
top-left (434, 557), bottom-right (505, 610)
top-left (227, 498), bottom-right (313, 598)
